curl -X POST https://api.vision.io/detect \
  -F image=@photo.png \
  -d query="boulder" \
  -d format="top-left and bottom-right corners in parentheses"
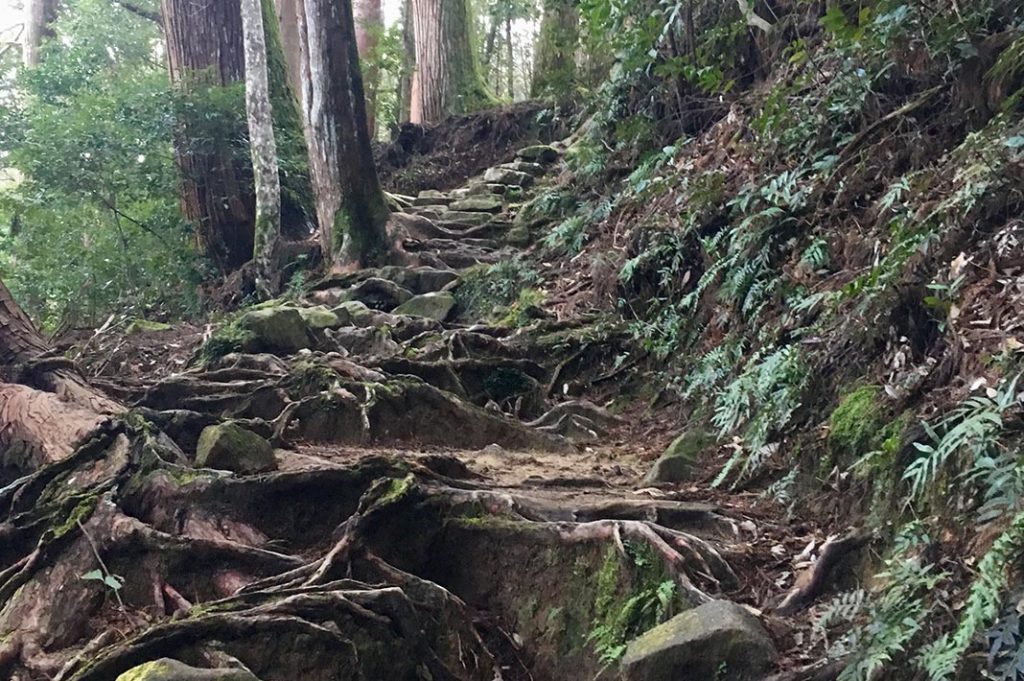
top-left (332, 300), bottom-right (394, 328)
top-left (449, 196), bottom-right (504, 213)
top-left (237, 307), bottom-right (312, 354)
top-left (499, 161), bottom-right (545, 177)
top-left (483, 167), bottom-right (534, 187)
top-left (340, 277), bottom-right (414, 310)
top-left (619, 600), bottom-right (775, 681)
top-left (516, 144), bottom-right (559, 163)
top-left (297, 305), bottom-right (342, 330)
top-left (642, 431), bottom-right (715, 485)
top-left (116, 658), bottom-right (260, 681)
top-left (377, 265), bottom-right (459, 294)
top-left (195, 422), bottom-right (276, 474)
top-left (393, 292), bottom-right (456, 321)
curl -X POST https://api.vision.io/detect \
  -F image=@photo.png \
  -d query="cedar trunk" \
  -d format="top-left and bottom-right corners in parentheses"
top-left (22, 0), bottom-right (58, 67)
top-left (354, 0), bottom-right (383, 136)
top-left (409, 0), bottom-right (492, 125)
top-left (531, 0), bottom-right (579, 98)
top-left (162, 0), bottom-right (314, 273)
top-left (397, 0), bottom-right (416, 123)
top-left (297, 0), bottom-right (391, 267)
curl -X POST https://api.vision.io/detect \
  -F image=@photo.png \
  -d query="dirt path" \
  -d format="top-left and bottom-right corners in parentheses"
top-left (0, 144), bottom-right (821, 681)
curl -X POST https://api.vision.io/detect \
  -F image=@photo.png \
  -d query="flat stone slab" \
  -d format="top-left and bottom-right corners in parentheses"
top-left (438, 210), bottom-right (493, 226)
top-left (499, 161), bottom-right (546, 177)
top-left (449, 196), bottom-right (503, 213)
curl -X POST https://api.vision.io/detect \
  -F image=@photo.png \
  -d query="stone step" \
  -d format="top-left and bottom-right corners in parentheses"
top-left (438, 210), bottom-right (493, 226)
top-left (483, 167), bottom-right (534, 187)
top-left (498, 161), bottom-right (546, 177)
top-left (448, 196), bottom-right (503, 213)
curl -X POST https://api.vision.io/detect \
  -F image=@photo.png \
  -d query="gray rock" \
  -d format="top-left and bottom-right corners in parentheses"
top-left (340, 277), bottom-right (414, 310)
top-left (297, 305), bottom-right (342, 330)
top-left (643, 431), bottom-right (715, 484)
top-left (483, 167), bottom-right (534, 187)
top-left (449, 196), bottom-right (504, 213)
top-left (116, 659), bottom-right (261, 681)
top-left (332, 300), bottom-right (394, 327)
top-left (393, 292), bottom-right (456, 321)
top-left (376, 265), bottom-right (459, 294)
top-left (413, 190), bottom-right (453, 206)
top-left (195, 422), bottom-right (276, 474)
top-left (237, 307), bottom-right (312, 354)
top-left (438, 210), bottom-right (493, 226)
top-left (500, 161), bottom-right (546, 177)
top-left (620, 600), bottom-right (775, 681)
top-left (516, 144), bottom-right (559, 163)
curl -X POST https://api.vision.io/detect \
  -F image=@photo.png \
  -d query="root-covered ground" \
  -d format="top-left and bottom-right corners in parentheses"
top-left (0, 144), bottom-right (831, 681)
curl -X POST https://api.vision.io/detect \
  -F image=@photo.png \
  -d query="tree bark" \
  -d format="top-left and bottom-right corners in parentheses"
top-left (162, 0), bottom-right (314, 273)
top-left (353, 0), bottom-right (383, 137)
top-left (274, 0), bottom-right (304, 98)
top-left (397, 0), bottom-right (416, 123)
top-left (22, 0), bottom-right (57, 67)
top-left (409, 0), bottom-right (492, 125)
top-left (531, 0), bottom-right (578, 99)
top-left (505, 15), bottom-right (514, 100)
top-left (0, 280), bottom-right (48, 375)
top-left (242, 0), bottom-right (283, 299)
top-left (297, 0), bottom-right (391, 267)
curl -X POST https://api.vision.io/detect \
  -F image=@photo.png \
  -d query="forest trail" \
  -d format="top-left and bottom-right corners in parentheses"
top-left (1, 140), bottom-right (816, 681)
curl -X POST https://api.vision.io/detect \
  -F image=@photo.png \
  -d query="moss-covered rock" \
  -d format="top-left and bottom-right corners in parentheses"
top-left (195, 422), bottom-right (277, 474)
top-left (236, 306), bottom-right (311, 354)
top-left (332, 300), bottom-right (390, 327)
top-left (115, 658), bottom-right (260, 680)
top-left (449, 196), bottom-right (504, 213)
top-left (483, 167), bottom-right (535, 187)
top-left (619, 600), bottom-right (775, 681)
top-left (517, 145), bottom-right (559, 163)
top-left (393, 292), bottom-right (457, 321)
top-left (339, 277), bottom-right (414, 311)
top-left (297, 305), bottom-right (342, 330)
top-left (642, 431), bottom-right (715, 485)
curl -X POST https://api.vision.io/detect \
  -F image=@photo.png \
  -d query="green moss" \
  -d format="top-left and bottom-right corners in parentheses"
top-left (828, 385), bottom-right (890, 462)
top-left (198, 321), bottom-right (256, 363)
top-left (377, 473), bottom-right (416, 506)
top-left (499, 288), bottom-right (547, 327)
top-left (587, 542), bottom-right (679, 663)
top-left (51, 494), bottom-right (100, 539)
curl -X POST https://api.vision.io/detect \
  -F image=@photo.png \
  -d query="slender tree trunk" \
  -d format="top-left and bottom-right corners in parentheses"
top-left (274, 0), bottom-right (304, 98)
top-left (354, 0), bottom-right (383, 137)
top-left (398, 0), bottom-right (415, 123)
top-left (410, 0), bottom-right (492, 125)
top-left (505, 15), bottom-right (514, 100)
top-left (162, 0), bottom-right (314, 273)
top-left (22, 0), bottom-right (57, 67)
top-left (242, 0), bottom-right (283, 299)
top-left (531, 0), bottom-right (578, 98)
top-left (483, 13), bottom-right (498, 80)
top-left (297, 0), bottom-right (391, 267)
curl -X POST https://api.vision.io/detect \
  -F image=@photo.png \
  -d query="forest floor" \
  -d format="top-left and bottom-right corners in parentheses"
top-left (1, 128), bottom-right (839, 681)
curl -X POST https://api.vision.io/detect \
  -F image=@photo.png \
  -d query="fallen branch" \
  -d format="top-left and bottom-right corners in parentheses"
top-left (774, 530), bottom-right (870, 616)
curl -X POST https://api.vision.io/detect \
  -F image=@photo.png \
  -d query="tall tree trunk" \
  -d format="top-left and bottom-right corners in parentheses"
top-left (274, 0), bottom-right (304, 98)
top-left (0, 280), bottom-right (48, 376)
top-left (22, 0), bottom-right (58, 67)
top-left (297, 0), bottom-right (391, 267)
top-left (505, 15), bottom-right (514, 100)
top-left (353, 0), bottom-right (383, 137)
top-left (242, 0), bottom-right (283, 299)
top-left (410, 0), bottom-right (492, 125)
top-left (531, 0), bottom-right (578, 98)
top-left (398, 0), bottom-right (416, 123)
top-left (162, 0), bottom-right (314, 273)
top-left (482, 13), bottom-right (498, 83)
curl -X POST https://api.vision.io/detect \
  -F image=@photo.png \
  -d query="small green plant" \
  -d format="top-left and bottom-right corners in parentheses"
top-left (198, 321), bottom-right (256, 364)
